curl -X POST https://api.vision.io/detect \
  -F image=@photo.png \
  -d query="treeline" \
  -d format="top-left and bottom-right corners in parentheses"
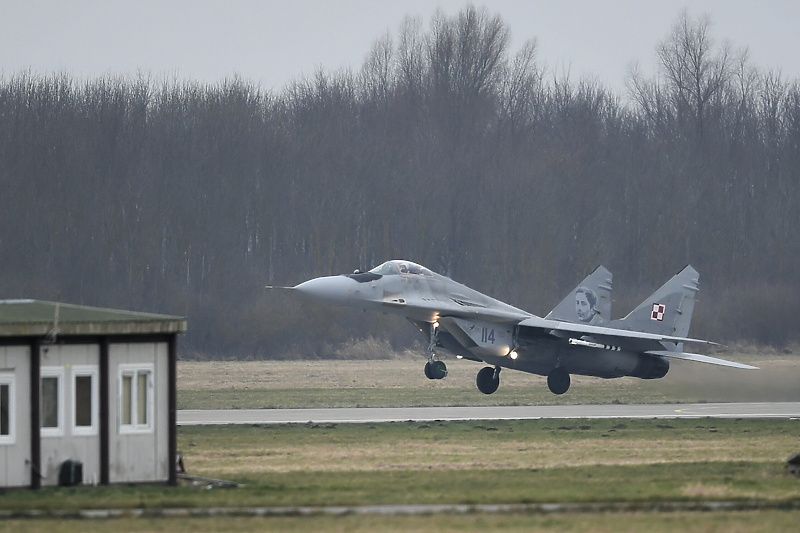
top-left (1, 7), bottom-right (798, 356)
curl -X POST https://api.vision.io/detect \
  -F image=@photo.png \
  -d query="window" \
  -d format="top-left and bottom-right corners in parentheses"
top-left (119, 365), bottom-right (153, 433)
top-left (0, 374), bottom-right (13, 444)
top-left (72, 366), bottom-right (98, 436)
top-left (41, 368), bottom-right (64, 436)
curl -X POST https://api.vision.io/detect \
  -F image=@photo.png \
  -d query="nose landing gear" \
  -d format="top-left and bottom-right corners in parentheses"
top-left (424, 322), bottom-right (447, 380)
top-left (424, 360), bottom-right (448, 380)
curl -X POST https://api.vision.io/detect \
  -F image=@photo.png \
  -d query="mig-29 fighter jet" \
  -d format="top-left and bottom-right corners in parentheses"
top-left (282, 260), bottom-right (756, 395)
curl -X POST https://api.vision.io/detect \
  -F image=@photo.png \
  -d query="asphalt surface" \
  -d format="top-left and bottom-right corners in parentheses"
top-left (177, 402), bottom-right (800, 425)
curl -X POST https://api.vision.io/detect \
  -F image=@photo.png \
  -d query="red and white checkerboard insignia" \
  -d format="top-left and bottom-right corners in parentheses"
top-left (651, 303), bottom-right (666, 321)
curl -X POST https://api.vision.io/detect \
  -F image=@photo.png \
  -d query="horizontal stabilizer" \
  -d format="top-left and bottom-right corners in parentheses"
top-left (646, 351), bottom-right (759, 370)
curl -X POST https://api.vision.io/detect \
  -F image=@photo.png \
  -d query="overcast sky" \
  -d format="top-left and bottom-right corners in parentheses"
top-left (2, 0), bottom-right (799, 96)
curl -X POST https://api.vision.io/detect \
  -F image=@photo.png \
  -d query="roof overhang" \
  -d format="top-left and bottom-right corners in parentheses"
top-left (0, 300), bottom-right (187, 337)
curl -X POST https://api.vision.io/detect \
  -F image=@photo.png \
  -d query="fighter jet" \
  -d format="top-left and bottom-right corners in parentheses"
top-left (283, 260), bottom-right (757, 395)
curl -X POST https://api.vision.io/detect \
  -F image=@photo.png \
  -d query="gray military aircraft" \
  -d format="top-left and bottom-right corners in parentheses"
top-left (284, 260), bottom-right (757, 394)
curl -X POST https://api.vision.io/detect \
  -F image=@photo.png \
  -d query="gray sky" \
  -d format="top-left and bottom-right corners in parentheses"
top-left (2, 0), bottom-right (799, 95)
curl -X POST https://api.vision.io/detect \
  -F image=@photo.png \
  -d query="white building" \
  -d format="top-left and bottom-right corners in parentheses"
top-left (0, 300), bottom-right (186, 489)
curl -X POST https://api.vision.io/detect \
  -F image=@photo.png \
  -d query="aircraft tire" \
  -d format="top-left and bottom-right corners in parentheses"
top-left (547, 368), bottom-right (570, 395)
top-left (424, 362), bottom-right (434, 379)
top-left (431, 360), bottom-right (448, 380)
top-left (476, 366), bottom-right (500, 394)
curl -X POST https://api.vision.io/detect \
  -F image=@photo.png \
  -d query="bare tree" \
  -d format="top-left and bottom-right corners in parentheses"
top-left (1, 7), bottom-right (798, 355)
top-left (655, 9), bottom-right (734, 140)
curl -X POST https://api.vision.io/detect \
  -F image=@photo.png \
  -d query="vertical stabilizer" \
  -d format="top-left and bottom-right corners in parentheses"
top-left (546, 266), bottom-right (612, 325)
top-left (611, 265), bottom-right (699, 339)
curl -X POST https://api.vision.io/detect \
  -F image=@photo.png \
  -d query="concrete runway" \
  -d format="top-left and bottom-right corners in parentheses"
top-left (177, 402), bottom-right (800, 425)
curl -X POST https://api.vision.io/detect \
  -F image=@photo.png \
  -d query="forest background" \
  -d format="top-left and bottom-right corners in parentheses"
top-left (1, 7), bottom-right (798, 359)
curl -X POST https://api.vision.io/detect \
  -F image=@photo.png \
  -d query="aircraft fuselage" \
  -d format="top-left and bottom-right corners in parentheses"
top-left (286, 260), bottom-right (754, 394)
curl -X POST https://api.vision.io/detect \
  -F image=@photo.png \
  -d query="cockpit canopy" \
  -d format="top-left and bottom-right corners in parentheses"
top-left (369, 260), bottom-right (433, 277)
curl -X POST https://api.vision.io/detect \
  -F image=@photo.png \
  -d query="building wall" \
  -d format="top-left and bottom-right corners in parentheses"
top-left (39, 344), bottom-right (101, 486)
top-left (1, 336), bottom-right (173, 489)
top-left (0, 345), bottom-right (31, 488)
top-left (108, 341), bottom-right (170, 483)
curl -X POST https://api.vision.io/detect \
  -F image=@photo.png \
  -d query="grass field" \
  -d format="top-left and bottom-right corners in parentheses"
top-left (177, 418), bottom-right (798, 478)
top-left (2, 419), bottom-right (800, 531)
top-left (177, 351), bottom-right (800, 409)
top-left (4, 355), bottom-right (799, 532)
top-left (3, 420), bottom-right (800, 525)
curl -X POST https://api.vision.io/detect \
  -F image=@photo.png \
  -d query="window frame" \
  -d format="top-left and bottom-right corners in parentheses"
top-left (71, 365), bottom-right (99, 436)
top-left (0, 373), bottom-right (14, 445)
top-left (118, 364), bottom-right (154, 434)
top-left (40, 366), bottom-right (65, 437)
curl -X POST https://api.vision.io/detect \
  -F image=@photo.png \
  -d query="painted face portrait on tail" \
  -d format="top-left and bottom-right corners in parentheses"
top-left (575, 287), bottom-right (601, 324)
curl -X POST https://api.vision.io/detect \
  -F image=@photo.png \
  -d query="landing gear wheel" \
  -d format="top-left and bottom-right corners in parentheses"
top-left (547, 368), bottom-right (570, 395)
top-left (424, 360), bottom-right (447, 380)
top-left (432, 360), bottom-right (447, 379)
top-left (476, 366), bottom-right (500, 395)
top-left (423, 322), bottom-right (446, 380)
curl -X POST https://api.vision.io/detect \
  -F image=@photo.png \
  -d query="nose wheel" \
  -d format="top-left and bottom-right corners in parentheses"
top-left (424, 360), bottom-right (448, 380)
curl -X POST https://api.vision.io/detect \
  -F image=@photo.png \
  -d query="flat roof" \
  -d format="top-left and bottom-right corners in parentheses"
top-left (0, 300), bottom-right (187, 337)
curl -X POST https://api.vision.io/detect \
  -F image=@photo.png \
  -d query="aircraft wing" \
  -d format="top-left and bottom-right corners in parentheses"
top-left (517, 316), bottom-right (757, 369)
top-left (518, 316), bottom-right (719, 347)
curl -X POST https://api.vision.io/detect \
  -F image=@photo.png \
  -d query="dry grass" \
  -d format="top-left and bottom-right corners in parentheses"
top-left (177, 352), bottom-right (800, 407)
top-left (177, 357), bottom-right (583, 390)
top-left (179, 419), bottom-right (798, 477)
top-left (680, 483), bottom-right (746, 498)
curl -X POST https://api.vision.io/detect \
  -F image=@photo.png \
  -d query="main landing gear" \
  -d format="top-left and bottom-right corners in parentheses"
top-left (475, 366), bottom-right (570, 395)
top-left (476, 366), bottom-right (501, 394)
top-left (547, 367), bottom-right (570, 395)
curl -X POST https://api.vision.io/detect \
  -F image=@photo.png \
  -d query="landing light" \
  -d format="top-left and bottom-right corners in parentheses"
top-left (456, 355), bottom-right (463, 359)
top-left (509, 350), bottom-right (518, 360)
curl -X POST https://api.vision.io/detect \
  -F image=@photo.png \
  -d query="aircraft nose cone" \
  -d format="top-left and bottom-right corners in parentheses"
top-left (293, 275), bottom-right (357, 305)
